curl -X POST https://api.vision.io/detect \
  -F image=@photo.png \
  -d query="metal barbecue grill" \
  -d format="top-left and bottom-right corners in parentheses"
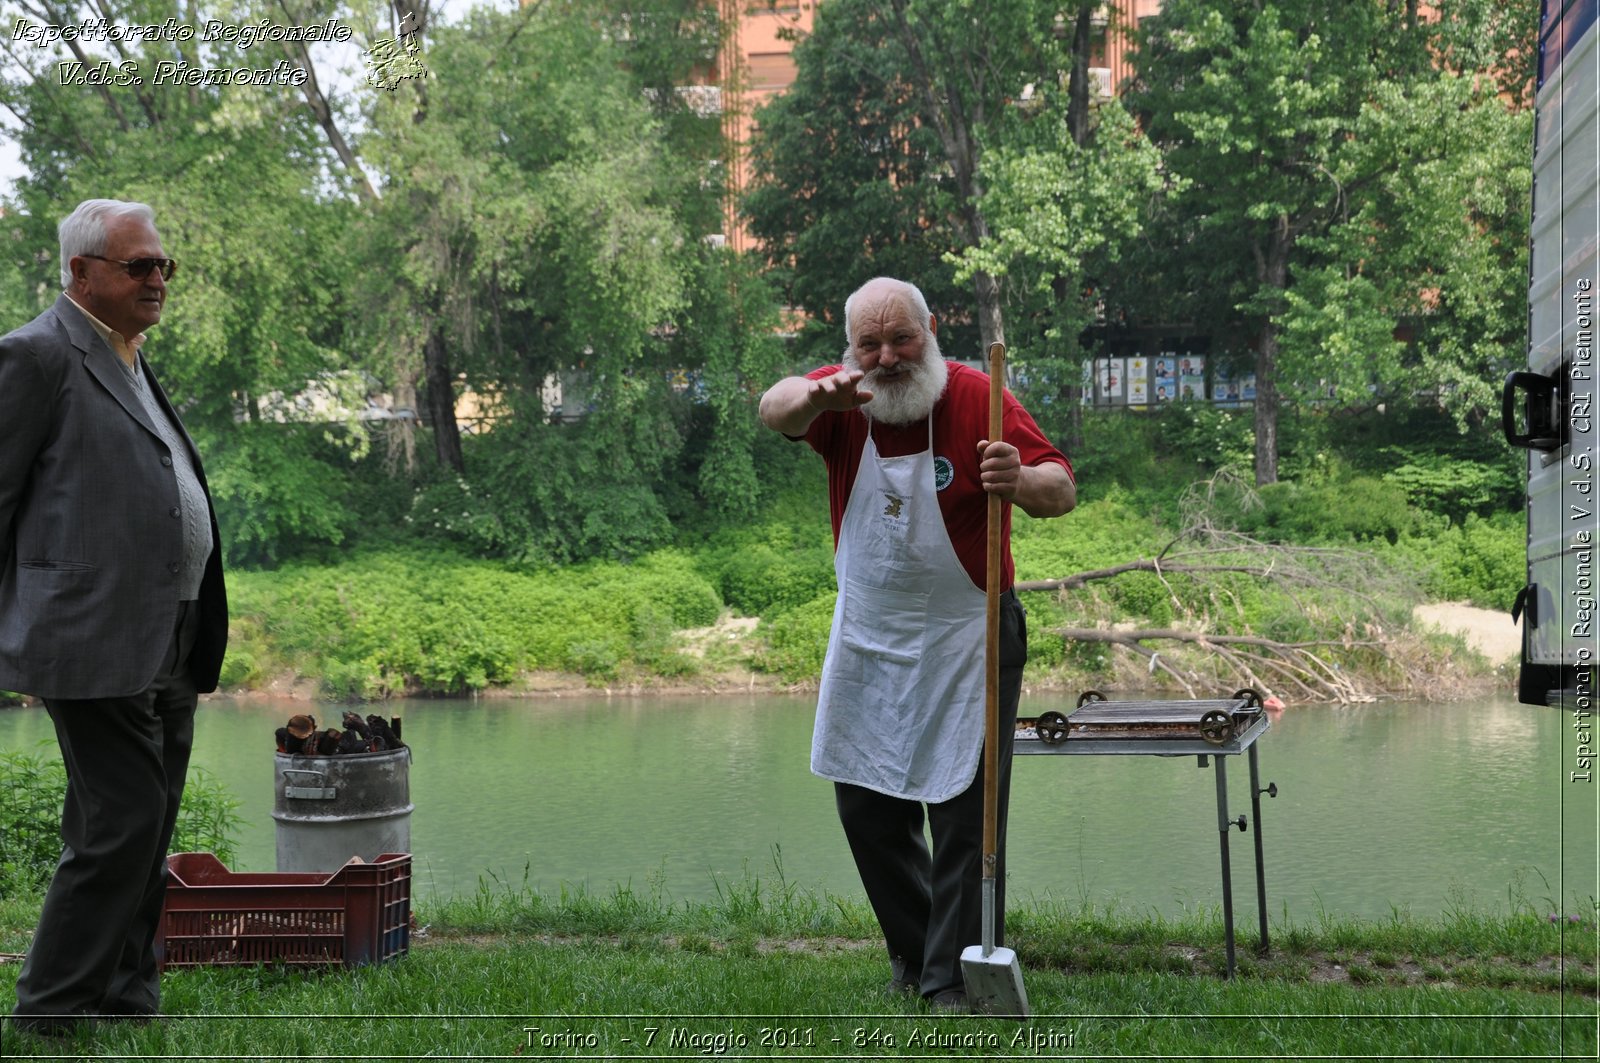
top-left (1017, 690), bottom-right (1279, 978)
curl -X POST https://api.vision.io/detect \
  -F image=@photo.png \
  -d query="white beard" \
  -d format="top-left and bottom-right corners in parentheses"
top-left (846, 333), bottom-right (950, 425)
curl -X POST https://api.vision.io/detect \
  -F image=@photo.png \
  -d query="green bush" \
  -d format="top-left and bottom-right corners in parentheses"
top-left (1152, 404), bottom-right (1256, 474)
top-left (1062, 634), bottom-right (1113, 674)
top-left (0, 751), bottom-right (240, 897)
top-left (1107, 571), bottom-right (1175, 626)
top-left (227, 547), bottom-right (725, 696)
top-left (1065, 410), bottom-right (1212, 519)
top-left (0, 750), bottom-right (62, 896)
top-left (217, 644), bottom-right (265, 690)
top-left (752, 593), bottom-right (837, 683)
top-left (1242, 476), bottom-right (1421, 544)
top-left (703, 522), bottom-right (835, 618)
top-left (1395, 512), bottom-right (1525, 608)
top-left (409, 424), bottom-right (676, 565)
top-left (1382, 451), bottom-right (1520, 524)
top-left (1021, 594), bottom-right (1067, 670)
top-left (1012, 491), bottom-right (1165, 584)
top-left (202, 424), bottom-right (355, 568)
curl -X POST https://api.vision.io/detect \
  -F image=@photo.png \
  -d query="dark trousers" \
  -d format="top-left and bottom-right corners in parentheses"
top-left (12, 600), bottom-right (199, 1021)
top-left (834, 591), bottom-right (1025, 999)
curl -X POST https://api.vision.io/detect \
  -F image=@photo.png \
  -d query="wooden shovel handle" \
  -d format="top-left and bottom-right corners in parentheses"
top-left (983, 341), bottom-right (1004, 876)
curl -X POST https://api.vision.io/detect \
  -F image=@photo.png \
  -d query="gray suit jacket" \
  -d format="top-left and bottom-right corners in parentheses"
top-left (0, 294), bottom-right (227, 699)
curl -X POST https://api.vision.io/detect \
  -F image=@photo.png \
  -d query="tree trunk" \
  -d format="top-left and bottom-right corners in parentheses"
top-left (387, 375), bottom-right (419, 476)
top-left (973, 269), bottom-right (1005, 350)
top-left (885, 0), bottom-right (1005, 349)
top-left (1067, 2), bottom-right (1093, 147)
top-left (1253, 216), bottom-right (1291, 485)
top-left (394, 0), bottom-right (431, 122)
top-left (1052, 1), bottom-right (1095, 454)
top-left (1253, 322), bottom-right (1280, 485)
top-left (423, 328), bottom-right (464, 474)
top-left (1050, 275), bottom-right (1084, 453)
top-left (274, 0), bottom-right (379, 203)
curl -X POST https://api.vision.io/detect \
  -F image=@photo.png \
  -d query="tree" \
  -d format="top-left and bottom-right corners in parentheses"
top-left (0, 0), bottom-right (367, 563)
top-left (747, 0), bottom-right (1098, 358)
top-left (355, 1), bottom-right (794, 562)
top-left (1278, 73), bottom-right (1530, 426)
top-left (1, 0), bottom-right (781, 564)
top-left (948, 85), bottom-right (1167, 449)
top-left (874, 0), bottom-right (1070, 350)
top-left (744, 0), bottom-right (975, 361)
top-left (1126, 0), bottom-right (1534, 484)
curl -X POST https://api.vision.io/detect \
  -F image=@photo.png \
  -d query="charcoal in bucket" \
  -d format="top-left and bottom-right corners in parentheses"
top-left (272, 744), bottom-right (412, 872)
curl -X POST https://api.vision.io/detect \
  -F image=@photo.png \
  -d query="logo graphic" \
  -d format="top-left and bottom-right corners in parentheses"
top-left (881, 493), bottom-right (905, 519)
top-left (934, 456), bottom-right (954, 491)
top-left (365, 11), bottom-right (427, 90)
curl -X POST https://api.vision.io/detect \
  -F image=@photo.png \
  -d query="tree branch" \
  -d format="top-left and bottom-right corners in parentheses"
top-left (274, 0), bottom-right (379, 202)
top-left (1054, 626), bottom-right (1380, 703)
top-left (87, 0), bottom-right (161, 127)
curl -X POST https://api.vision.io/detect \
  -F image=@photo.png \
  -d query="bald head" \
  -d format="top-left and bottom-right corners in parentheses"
top-left (840, 276), bottom-right (947, 425)
top-left (843, 277), bottom-right (934, 346)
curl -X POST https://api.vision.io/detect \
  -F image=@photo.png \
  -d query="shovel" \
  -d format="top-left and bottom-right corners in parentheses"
top-left (959, 341), bottom-right (1030, 1018)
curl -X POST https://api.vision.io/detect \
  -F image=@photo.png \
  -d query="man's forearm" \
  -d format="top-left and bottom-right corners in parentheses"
top-left (759, 375), bottom-right (823, 437)
top-left (1012, 462), bottom-right (1076, 518)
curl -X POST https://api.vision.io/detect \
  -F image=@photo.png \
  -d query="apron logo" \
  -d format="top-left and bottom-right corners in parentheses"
top-left (881, 493), bottom-right (905, 519)
top-left (934, 456), bottom-right (954, 491)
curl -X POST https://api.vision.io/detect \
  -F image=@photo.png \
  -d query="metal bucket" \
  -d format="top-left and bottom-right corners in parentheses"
top-left (272, 747), bottom-right (413, 872)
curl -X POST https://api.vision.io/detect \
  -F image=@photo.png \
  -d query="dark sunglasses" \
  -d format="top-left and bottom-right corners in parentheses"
top-left (82, 254), bottom-right (178, 281)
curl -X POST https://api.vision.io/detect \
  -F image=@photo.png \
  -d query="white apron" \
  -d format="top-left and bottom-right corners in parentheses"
top-left (811, 417), bottom-right (988, 802)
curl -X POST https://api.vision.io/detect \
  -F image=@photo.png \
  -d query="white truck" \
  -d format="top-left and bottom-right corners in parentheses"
top-left (1506, 0), bottom-right (1599, 708)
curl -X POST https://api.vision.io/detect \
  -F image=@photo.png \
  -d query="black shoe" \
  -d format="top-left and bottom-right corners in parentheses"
top-left (929, 989), bottom-right (969, 1014)
top-left (886, 956), bottom-right (919, 998)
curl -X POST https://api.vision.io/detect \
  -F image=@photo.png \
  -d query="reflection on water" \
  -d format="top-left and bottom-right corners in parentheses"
top-left (1, 693), bottom-right (1592, 922)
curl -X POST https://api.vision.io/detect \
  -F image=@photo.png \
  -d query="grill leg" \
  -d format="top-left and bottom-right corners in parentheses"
top-left (1248, 743), bottom-right (1270, 955)
top-left (1212, 755), bottom-right (1236, 979)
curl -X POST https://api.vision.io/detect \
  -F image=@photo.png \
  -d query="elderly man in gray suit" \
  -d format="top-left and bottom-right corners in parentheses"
top-left (1, 199), bottom-right (227, 1036)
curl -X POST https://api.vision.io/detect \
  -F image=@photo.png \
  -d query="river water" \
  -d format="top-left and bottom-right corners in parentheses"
top-left (2, 693), bottom-right (1595, 923)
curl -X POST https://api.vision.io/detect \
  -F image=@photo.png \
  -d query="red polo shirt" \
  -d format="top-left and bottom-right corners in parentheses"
top-left (800, 362), bottom-right (1073, 591)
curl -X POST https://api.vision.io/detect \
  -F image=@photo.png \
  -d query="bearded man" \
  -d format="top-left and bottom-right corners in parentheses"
top-left (758, 276), bottom-right (1075, 1011)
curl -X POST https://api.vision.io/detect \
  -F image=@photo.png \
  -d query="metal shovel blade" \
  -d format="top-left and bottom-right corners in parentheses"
top-left (960, 944), bottom-right (1030, 1018)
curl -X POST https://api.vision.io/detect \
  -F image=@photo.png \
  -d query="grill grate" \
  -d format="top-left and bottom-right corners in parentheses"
top-left (1020, 691), bottom-right (1266, 747)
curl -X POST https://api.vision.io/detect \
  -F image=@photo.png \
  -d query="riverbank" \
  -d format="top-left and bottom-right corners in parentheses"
top-left (610, 598), bottom-right (1521, 702)
top-left (1, 883), bottom-right (1593, 1058)
top-left (132, 475), bottom-right (1519, 705)
top-left (207, 597), bottom-right (1514, 704)
top-left (0, 532), bottom-right (1515, 710)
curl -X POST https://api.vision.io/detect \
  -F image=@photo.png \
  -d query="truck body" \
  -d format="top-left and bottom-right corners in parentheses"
top-left (1508, 0), bottom-right (1599, 707)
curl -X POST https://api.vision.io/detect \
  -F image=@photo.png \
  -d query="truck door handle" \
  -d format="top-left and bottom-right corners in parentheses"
top-left (1502, 370), bottom-right (1564, 451)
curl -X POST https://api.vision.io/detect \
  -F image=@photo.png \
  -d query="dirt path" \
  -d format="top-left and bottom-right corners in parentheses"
top-left (1412, 601), bottom-right (1519, 663)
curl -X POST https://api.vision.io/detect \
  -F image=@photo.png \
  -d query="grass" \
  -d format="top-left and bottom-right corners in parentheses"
top-left (2, 872), bottom-right (1596, 1059)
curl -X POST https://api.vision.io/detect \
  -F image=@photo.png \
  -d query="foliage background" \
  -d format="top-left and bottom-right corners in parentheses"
top-left (0, 0), bottom-right (1534, 697)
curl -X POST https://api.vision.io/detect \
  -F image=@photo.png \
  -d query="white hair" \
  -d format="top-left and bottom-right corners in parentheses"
top-left (58, 199), bottom-right (157, 287)
top-left (842, 318), bottom-right (950, 425)
top-left (843, 276), bottom-right (934, 345)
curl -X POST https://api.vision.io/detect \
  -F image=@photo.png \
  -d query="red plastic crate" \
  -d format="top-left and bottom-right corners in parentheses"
top-left (157, 852), bottom-right (410, 969)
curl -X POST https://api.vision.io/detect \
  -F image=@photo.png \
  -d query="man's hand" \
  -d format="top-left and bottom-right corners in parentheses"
top-left (759, 370), bottom-right (874, 436)
top-left (977, 439), bottom-right (1076, 518)
top-left (808, 368), bottom-right (874, 411)
top-left (976, 439), bottom-right (1022, 497)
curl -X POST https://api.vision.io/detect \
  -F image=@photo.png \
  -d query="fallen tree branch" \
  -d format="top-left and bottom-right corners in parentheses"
top-left (1051, 626), bottom-right (1379, 704)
